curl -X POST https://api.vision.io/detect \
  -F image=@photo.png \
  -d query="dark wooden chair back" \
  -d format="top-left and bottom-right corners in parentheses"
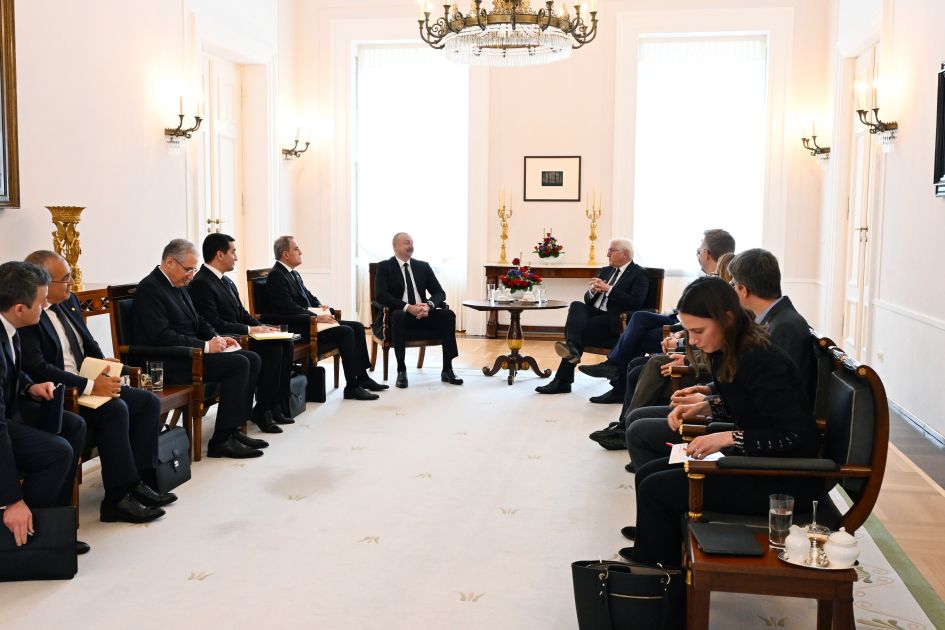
top-left (107, 283), bottom-right (138, 358)
top-left (246, 268), bottom-right (272, 316)
top-left (642, 267), bottom-right (665, 312)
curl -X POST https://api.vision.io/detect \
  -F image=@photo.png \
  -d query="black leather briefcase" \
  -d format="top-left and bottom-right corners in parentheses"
top-left (154, 425), bottom-right (191, 493)
top-left (288, 372), bottom-right (307, 417)
top-left (305, 365), bottom-right (326, 403)
top-left (0, 506), bottom-right (77, 582)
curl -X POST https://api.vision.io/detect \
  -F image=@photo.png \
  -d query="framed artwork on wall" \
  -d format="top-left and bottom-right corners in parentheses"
top-left (0, 0), bottom-right (18, 208)
top-left (523, 156), bottom-right (581, 202)
top-left (935, 62), bottom-right (945, 198)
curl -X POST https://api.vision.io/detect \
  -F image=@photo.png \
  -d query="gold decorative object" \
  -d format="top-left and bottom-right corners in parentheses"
top-left (497, 188), bottom-right (513, 264)
top-left (585, 189), bottom-right (602, 265)
top-left (47, 205), bottom-right (85, 291)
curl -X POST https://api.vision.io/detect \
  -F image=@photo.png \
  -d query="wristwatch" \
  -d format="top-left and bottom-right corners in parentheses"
top-left (425, 300), bottom-right (434, 310)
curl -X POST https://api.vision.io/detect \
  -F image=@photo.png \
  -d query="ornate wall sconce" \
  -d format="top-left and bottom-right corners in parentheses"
top-left (281, 139), bottom-right (310, 160)
top-left (856, 108), bottom-right (898, 151)
top-left (801, 136), bottom-right (830, 161)
top-left (164, 96), bottom-right (203, 152)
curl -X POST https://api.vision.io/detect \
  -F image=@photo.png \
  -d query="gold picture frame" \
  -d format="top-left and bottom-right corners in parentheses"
top-left (0, 0), bottom-right (18, 208)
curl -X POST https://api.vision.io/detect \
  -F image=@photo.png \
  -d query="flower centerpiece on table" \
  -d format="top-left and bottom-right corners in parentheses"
top-left (499, 258), bottom-right (543, 294)
top-left (533, 232), bottom-right (564, 259)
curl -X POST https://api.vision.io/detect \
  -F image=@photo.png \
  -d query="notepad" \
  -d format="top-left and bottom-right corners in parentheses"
top-left (689, 522), bottom-right (765, 556)
top-left (249, 332), bottom-right (296, 341)
top-left (308, 306), bottom-right (340, 332)
top-left (668, 442), bottom-right (725, 465)
top-left (77, 357), bottom-right (123, 409)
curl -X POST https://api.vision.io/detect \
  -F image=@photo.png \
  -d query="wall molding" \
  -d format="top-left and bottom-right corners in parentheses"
top-left (782, 277), bottom-right (825, 286)
top-left (874, 299), bottom-right (945, 334)
top-left (891, 399), bottom-right (945, 446)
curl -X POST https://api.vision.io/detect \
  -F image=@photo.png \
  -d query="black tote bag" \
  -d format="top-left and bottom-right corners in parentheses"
top-left (572, 560), bottom-right (685, 630)
top-left (0, 506), bottom-right (77, 582)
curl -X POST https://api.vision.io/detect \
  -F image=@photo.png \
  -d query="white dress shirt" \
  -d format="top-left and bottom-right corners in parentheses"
top-left (591, 261), bottom-right (631, 312)
top-left (203, 264), bottom-right (250, 333)
top-left (396, 256), bottom-right (422, 310)
top-left (1, 314), bottom-right (17, 364)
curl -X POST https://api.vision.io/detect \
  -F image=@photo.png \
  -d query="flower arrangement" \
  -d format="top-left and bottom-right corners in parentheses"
top-left (533, 232), bottom-right (564, 258)
top-left (499, 258), bottom-right (543, 293)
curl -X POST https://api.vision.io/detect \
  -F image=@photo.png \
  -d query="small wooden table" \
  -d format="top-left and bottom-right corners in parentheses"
top-left (462, 299), bottom-right (568, 385)
top-left (686, 530), bottom-right (857, 630)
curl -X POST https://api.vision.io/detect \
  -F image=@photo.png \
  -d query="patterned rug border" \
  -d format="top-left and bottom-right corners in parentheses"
top-left (834, 489), bottom-right (945, 626)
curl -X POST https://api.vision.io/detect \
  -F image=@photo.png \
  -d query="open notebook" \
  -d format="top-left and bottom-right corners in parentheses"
top-left (308, 306), bottom-right (340, 332)
top-left (77, 357), bottom-right (124, 409)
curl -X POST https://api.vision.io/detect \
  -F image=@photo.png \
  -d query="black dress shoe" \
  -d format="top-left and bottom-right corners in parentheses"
top-left (130, 481), bottom-right (178, 507)
top-left (621, 526), bottom-right (637, 541)
top-left (595, 434), bottom-right (627, 451)
top-left (207, 436), bottom-right (264, 459)
top-left (625, 462), bottom-right (635, 473)
top-left (589, 388), bottom-right (623, 404)
top-left (588, 422), bottom-right (621, 440)
top-left (344, 385), bottom-right (379, 401)
top-left (578, 361), bottom-right (619, 380)
top-left (252, 410), bottom-right (283, 433)
top-left (395, 371), bottom-right (408, 389)
top-left (618, 546), bottom-right (635, 561)
top-left (359, 376), bottom-right (389, 391)
top-left (76, 541), bottom-right (91, 555)
top-left (100, 495), bottom-right (166, 524)
top-left (535, 378), bottom-right (571, 394)
top-left (271, 406), bottom-right (295, 425)
top-left (233, 431), bottom-right (269, 449)
top-left (554, 341), bottom-right (581, 364)
top-left (440, 369), bottom-right (464, 385)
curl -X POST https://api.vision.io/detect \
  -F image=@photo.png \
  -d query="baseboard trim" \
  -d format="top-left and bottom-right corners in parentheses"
top-left (891, 399), bottom-right (945, 446)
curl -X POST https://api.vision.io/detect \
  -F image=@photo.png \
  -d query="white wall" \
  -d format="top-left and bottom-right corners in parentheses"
top-left (0, 0), bottom-right (285, 284)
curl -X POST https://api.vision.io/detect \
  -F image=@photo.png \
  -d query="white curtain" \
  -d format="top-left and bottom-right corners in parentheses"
top-left (354, 44), bottom-right (470, 329)
top-left (632, 36), bottom-right (767, 271)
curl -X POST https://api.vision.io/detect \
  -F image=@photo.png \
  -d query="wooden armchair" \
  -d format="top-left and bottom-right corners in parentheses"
top-left (584, 267), bottom-right (665, 357)
top-left (107, 284), bottom-right (204, 461)
top-left (366, 262), bottom-right (444, 381)
top-left (245, 268), bottom-right (341, 389)
top-left (684, 344), bottom-right (888, 534)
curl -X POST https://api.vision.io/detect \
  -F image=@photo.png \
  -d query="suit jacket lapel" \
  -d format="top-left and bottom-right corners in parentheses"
top-left (39, 311), bottom-right (65, 364)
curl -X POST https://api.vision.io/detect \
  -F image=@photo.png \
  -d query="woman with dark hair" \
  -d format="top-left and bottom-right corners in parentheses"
top-left (627, 276), bottom-right (821, 566)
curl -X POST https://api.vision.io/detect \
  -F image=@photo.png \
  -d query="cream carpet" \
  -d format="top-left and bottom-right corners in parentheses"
top-left (0, 368), bottom-right (936, 629)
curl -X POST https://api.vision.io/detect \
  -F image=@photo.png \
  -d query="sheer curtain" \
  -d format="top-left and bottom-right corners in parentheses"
top-left (354, 44), bottom-right (469, 328)
top-left (632, 36), bottom-right (767, 272)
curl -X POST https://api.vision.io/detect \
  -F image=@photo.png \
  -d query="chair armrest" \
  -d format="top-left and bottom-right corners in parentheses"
top-left (680, 421), bottom-right (734, 440)
top-left (65, 387), bottom-right (80, 413)
top-left (670, 365), bottom-right (694, 378)
top-left (119, 345), bottom-right (200, 359)
top-left (122, 366), bottom-right (142, 388)
top-left (333, 309), bottom-right (342, 321)
top-left (618, 312), bottom-right (629, 332)
top-left (717, 456), bottom-right (840, 472)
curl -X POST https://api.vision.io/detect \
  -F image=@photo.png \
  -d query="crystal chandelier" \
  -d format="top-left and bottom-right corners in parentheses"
top-left (418, 0), bottom-right (599, 67)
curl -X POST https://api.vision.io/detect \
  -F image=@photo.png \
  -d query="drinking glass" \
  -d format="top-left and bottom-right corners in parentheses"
top-left (148, 361), bottom-right (164, 392)
top-left (535, 286), bottom-right (546, 303)
top-left (487, 283), bottom-right (496, 303)
top-left (768, 493), bottom-right (794, 549)
top-left (279, 324), bottom-right (289, 333)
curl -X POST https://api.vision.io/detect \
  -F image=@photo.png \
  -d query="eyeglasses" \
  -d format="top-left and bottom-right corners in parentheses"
top-left (172, 258), bottom-right (199, 274)
top-left (50, 273), bottom-right (73, 285)
top-left (729, 279), bottom-right (738, 288)
top-left (695, 247), bottom-right (706, 256)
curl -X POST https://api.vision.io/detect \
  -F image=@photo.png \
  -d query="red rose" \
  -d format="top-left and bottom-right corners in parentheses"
top-left (533, 275), bottom-right (542, 282)
top-left (511, 257), bottom-right (520, 265)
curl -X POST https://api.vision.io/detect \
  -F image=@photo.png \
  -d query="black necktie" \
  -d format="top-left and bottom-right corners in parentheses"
top-left (223, 276), bottom-right (242, 309)
top-left (1, 335), bottom-right (14, 407)
top-left (52, 305), bottom-right (84, 365)
top-left (291, 270), bottom-right (311, 307)
top-left (403, 263), bottom-right (417, 305)
top-left (599, 268), bottom-right (620, 310)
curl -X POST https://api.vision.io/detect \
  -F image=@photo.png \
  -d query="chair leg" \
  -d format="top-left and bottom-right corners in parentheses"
top-left (72, 462), bottom-right (81, 527)
top-left (417, 346), bottom-right (426, 369)
top-left (333, 356), bottom-right (341, 388)
top-left (370, 342), bottom-right (377, 371)
top-left (383, 347), bottom-right (389, 381)
top-left (192, 413), bottom-right (202, 463)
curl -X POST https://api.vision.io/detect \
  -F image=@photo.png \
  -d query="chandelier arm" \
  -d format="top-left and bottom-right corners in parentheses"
top-left (474, 0), bottom-right (486, 30)
top-left (511, 0), bottom-right (518, 31)
top-left (444, 4), bottom-right (463, 34)
top-left (538, 1), bottom-right (554, 31)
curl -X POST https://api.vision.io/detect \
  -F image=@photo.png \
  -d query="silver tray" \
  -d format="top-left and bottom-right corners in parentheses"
top-left (776, 550), bottom-right (856, 571)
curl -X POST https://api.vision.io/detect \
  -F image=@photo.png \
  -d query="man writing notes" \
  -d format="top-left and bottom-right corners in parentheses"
top-left (373, 232), bottom-right (463, 389)
top-left (132, 239), bottom-right (268, 458)
top-left (19, 251), bottom-right (171, 524)
top-left (188, 234), bottom-right (295, 431)
top-left (266, 235), bottom-right (386, 401)
top-left (535, 238), bottom-right (649, 395)
top-left (1, 261), bottom-right (89, 554)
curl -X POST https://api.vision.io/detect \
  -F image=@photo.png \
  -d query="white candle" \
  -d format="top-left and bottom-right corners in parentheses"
top-left (295, 126), bottom-right (300, 142)
top-left (419, 0), bottom-right (425, 18)
top-left (179, 95), bottom-right (183, 116)
top-left (811, 121), bottom-right (817, 137)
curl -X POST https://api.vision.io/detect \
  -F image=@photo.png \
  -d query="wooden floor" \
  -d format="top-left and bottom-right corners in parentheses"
top-left (439, 336), bottom-right (945, 601)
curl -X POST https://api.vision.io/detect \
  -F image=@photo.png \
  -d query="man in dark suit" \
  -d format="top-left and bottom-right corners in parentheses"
top-left (132, 239), bottom-right (267, 458)
top-left (373, 232), bottom-right (463, 389)
top-left (536, 238), bottom-right (649, 395)
top-left (266, 235), bottom-right (385, 400)
top-left (1, 261), bottom-right (89, 554)
top-left (188, 234), bottom-right (294, 430)
top-left (20, 251), bottom-right (171, 524)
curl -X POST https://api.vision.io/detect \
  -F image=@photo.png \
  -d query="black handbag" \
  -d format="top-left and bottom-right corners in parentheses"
top-left (154, 425), bottom-right (191, 493)
top-left (305, 365), bottom-right (326, 403)
top-left (287, 372), bottom-right (307, 418)
top-left (0, 506), bottom-right (77, 582)
top-left (572, 560), bottom-right (685, 630)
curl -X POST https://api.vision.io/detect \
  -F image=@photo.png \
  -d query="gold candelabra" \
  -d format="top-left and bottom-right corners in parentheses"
top-left (47, 206), bottom-right (85, 291)
top-left (585, 189), bottom-right (602, 265)
top-left (497, 188), bottom-right (513, 264)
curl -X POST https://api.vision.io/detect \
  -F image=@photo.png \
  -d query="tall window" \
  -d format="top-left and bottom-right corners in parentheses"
top-left (354, 44), bottom-right (469, 323)
top-left (633, 35), bottom-right (767, 272)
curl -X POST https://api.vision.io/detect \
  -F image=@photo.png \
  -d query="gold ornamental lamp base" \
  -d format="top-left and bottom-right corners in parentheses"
top-left (46, 205), bottom-right (85, 292)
